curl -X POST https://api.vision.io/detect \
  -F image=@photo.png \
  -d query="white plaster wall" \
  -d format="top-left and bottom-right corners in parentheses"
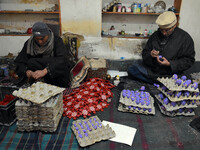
top-left (179, 0), bottom-right (200, 61)
top-left (0, 0), bottom-right (59, 56)
top-left (60, 0), bottom-right (102, 37)
top-left (78, 37), bottom-right (147, 60)
top-left (0, 36), bottom-right (29, 56)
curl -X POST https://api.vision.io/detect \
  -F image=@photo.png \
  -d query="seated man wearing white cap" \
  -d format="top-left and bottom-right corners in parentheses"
top-left (128, 11), bottom-right (195, 83)
top-left (14, 22), bottom-right (74, 87)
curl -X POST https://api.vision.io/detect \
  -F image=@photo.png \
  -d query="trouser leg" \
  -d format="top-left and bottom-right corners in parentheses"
top-left (128, 64), bottom-right (153, 83)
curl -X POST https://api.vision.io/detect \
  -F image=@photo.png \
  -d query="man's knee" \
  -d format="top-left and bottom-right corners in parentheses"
top-left (128, 65), bottom-right (138, 74)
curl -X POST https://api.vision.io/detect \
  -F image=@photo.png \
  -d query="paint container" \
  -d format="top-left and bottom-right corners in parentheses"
top-left (117, 3), bottom-right (122, 12)
top-left (133, 3), bottom-right (137, 12)
top-left (142, 4), bottom-right (148, 13)
top-left (126, 7), bottom-right (131, 12)
top-left (121, 6), bottom-right (126, 12)
top-left (137, 3), bottom-right (141, 12)
top-left (113, 5), bottom-right (117, 12)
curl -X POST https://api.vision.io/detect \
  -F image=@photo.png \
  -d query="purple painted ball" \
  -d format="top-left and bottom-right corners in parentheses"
top-left (179, 108), bottom-right (184, 113)
top-left (193, 92), bottom-right (199, 97)
top-left (175, 79), bottom-right (182, 86)
top-left (131, 97), bottom-right (135, 101)
top-left (181, 100), bottom-right (186, 105)
top-left (154, 83), bottom-right (160, 88)
top-left (159, 55), bottom-right (163, 61)
top-left (122, 92), bottom-right (126, 98)
top-left (140, 99), bottom-right (145, 105)
top-left (171, 102), bottom-right (176, 107)
top-left (146, 99), bottom-right (151, 106)
top-left (192, 82), bottom-right (198, 90)
top-left (162, 86), bottom-right (167, 91)
top-left (163, 97), bottom-right (169, 105)
top-left (158, 93), bottom-right (164, 99)
top-left (184, 91), bottom-right (190, 97)
top-left (181, 76), bottom-right (187, 81)
top-left (183, 80), bottom-right (192, 88)
top-left (172, 74), bottom-right (178, 80)
top-left (167, 91), bottom-right (173, 96)
top-left (175, 91), bottom-right (182, 98)
top-left (140, 86), bottom-right (145, 91)
top-left (192, 100), bottom-right (196, 105)
top-left (136, 98), bottom-right (140, 104)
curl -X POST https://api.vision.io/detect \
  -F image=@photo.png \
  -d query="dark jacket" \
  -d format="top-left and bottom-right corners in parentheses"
top-left (142, 27), bottom-right (195, 78)
top-left (14, 35), bottom-right (73, 87)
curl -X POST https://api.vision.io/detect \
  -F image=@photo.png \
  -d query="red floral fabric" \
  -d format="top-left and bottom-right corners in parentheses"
top-left (63, 78), bottom-right (115, 120)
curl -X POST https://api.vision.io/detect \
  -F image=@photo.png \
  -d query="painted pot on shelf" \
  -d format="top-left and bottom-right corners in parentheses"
top-left (27, 28), bottom-right (32, 34)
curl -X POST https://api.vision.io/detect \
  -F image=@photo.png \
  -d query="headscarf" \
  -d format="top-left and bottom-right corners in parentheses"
top-left (27, 30), bottom-right (54, 57)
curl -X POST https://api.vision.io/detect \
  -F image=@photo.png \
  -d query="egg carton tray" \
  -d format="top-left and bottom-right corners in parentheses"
top-left (155, 95), bottom-right (197, 111)
top-left (157, 101), bottom-right (195, 116)
top-left (119, 90), bottom-right (154, 109)
top-left (17, 107), bottom-right (63, 132)
top-left (157, 87), bottom-right (200, 102)
top-left (71, 116), bottom-right (115, 147)
top-left (157, 77), bottom-right (199, 92)
top-left (15, 93), bottom-right (63, 120)
top-left (191, 72), bottom-right (200, 84)
top-left (118, 103), bottom-right (155, 115)
top-left (12, 82), bottom-right (65, 104)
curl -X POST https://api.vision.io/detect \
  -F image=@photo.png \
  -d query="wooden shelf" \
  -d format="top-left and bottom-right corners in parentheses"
top-left (0, 11), bottom-right (59, 14)
top-left (0, 34), bottom-right (31, 36)
top-left (102, 11), bottom-right (180, 16)
top-left (0, 0), bottom-right (62, 36)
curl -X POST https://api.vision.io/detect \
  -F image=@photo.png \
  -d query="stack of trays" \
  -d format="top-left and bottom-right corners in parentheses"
top-left (155, 75), bottom-right (199, 116)
top-left (71, 116), bottom-right (115, 147)
top-left (15, 94), bottom-right (63, 132)
top-left (118, 89), bottom-right (155, 115)
top-left (13, 82), bottom-right (65, 132)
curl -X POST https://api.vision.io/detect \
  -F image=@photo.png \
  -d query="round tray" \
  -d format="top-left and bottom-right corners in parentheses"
top-left (154, 1), bottom-right (166, 10)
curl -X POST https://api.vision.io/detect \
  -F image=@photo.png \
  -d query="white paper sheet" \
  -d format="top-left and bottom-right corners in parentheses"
top-left (102, 120), bottom-right (137, 146)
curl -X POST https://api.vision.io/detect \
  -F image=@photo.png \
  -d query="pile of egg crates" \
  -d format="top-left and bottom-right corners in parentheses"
top-left (15, 93), bottom-right (63, 132)
top-left (155, 74), bottom-right (199, 116)
top-left (118, 88), bottom-right (155, 115)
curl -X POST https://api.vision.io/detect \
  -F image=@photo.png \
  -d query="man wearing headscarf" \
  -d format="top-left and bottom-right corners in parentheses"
top-left (128, 11), bottom-right (195, 83)
top-left (14, 22), bottom-right (73, 87)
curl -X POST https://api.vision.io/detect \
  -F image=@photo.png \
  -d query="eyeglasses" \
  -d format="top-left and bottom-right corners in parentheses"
top-left (159, 25), bottom-right (175, 34)
top-left (34, 36), bottom-right (46, 41)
